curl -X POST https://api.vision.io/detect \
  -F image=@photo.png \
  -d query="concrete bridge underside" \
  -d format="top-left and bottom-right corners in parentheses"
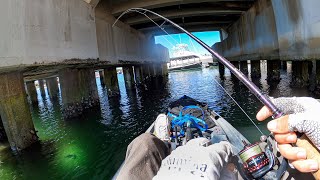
top-left (1, 0), bottom-right (320, 152)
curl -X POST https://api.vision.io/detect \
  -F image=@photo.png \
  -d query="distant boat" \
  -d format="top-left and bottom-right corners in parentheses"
top-left (167, 44), bottom-right (203, 71)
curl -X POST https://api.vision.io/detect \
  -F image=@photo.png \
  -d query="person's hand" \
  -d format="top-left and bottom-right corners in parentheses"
top-left (153, 138), bottom-right (236, 180)
top-left (256, 97), bottom-right (320, 172)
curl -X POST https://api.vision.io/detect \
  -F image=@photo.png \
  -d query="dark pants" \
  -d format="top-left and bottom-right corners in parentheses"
top-left (116, 133), bottom-right (170, 180)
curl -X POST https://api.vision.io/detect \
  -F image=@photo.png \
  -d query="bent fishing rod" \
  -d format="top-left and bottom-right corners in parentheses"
top-left (114, 8), bottom-right (320, 179)
top-left (114, 8), bottom-right (282, 118)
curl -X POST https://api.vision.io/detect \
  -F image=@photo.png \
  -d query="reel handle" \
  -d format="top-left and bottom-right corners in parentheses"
top-left (296, 135), bottom-right (320, 180)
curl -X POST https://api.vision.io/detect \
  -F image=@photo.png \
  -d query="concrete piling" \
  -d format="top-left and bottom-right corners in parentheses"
top-left (250, 60), bottom-right (261, 78)
top-left (142, 65), bottom-right (151, 80)
top-left (38, 80), bottom-right (46, 96)
top-left (239, 61), bottom-right (248, 75)
top-left (154, 64), bottom-right (163, 77)
top-left (151, 64), bottom-right (157, 77)
top-left (162, 63), bottom-right (168, 76)
top-left (267, 60), bottom-right (281, 82)
top-left (26, 81), bottom-right (38, 104)
top-left (0, 117), bottom-right (7, 142)
top-left (281, 61), bottom-right (287, 70)
top-left (291, 61), bottom-right (310, 87)
top-left (99, 70), bottom-right (105, 86)
top-left (46, 77), bottom-right (59, 100)
top-left (0, 71), bottom-right (38, 151)
top-left (316, 61), bottom-right (320, 92)
top-left (59, 68), bottom-right (99, 119)
top-left (104, 67), bottom-right (120, 96)
top-left (230, 61), bottom-right (239, 79)
top-left (231, 61), bottom-right (239, 69)
top-left (134, 66), bottom-right (143, 84)
top-left (123, 66), bottom-right (135, 89)
top-left (218, 62), bottom-right (225, 77)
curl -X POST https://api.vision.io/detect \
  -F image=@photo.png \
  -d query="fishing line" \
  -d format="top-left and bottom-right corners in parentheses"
top-left (113, 8), bottom-right (282, 120)
top-left (113, 8), bottom-right (270, 135)
top-left (211, 77), bottom-right (264, 135)
top-left (116, 9), bottom-right (179, 45)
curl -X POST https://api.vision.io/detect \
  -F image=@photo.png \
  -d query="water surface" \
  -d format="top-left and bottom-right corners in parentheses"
top-left (0, 65), bottom-right (317, 179)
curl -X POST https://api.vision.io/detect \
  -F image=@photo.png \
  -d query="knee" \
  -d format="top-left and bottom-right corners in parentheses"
top-left (132, 133), bottom-right (157, 148)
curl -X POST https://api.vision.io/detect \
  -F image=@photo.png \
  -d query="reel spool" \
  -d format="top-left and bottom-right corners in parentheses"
top-left (239, 140), bottom-right (276, 179)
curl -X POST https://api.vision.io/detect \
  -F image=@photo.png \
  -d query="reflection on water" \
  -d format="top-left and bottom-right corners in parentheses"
top-left (0, 66), bottom-right (318, 179)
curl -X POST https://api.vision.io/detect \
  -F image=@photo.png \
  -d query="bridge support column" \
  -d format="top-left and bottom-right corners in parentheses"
top-left (0, 118), bottom-right (7, 142)
top-left (123, 66), bottom-right (135, 89)
top-left (315, 61), bottom-right (320, 92)
top-left (26, 81), bottom-right (38, 104)
top-left (239, 61), bottom-right (248, 75)
top-left (162, 63), bottom-right (168, 76)
top-left (134, 66), bottom-right (143, 84)
top-left (230, 61), bottom-right (239, 79)
top-left (291, 61), bottom-right (310, 87)
top-left (38, 80), bottom-right (46, 96)
top-left (142, 65), bottom-right (151, 80)
top-left (251, 60), bottom-right (261, 78)
top-left (104, 67), bottom-right (119, 96)
top-left (0, 71), bottom-right (38, 151)
top-left (59, 68), bottom-right (99, 119)
top-left (99, 70), bottom-right (105, 86)
top-left (267, 60), bottom-right (281, 82)
top-left (46, 77), bottom-right (59, 100)
top-left (231, 61), bottom-right (239, 69)
top-left (151, 64), bottom-right (157, 77)
top-left (218, 62), bottom-right (225, 77)
top-left (154, 64), bottom-right (163, 76)
top-left (281, 61), bottom-right (287, 70)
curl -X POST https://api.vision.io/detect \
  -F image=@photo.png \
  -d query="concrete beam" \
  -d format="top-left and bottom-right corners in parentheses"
top-left (139, 24), bottom-right (225, 35)
top-left (0, 71), bottom-right (38, 151)
top-left (123, 8), bottom-right (244, 25)
top-left (111, 0), bottom-right (253, 15)
top-left (95, 6), bottom-right (167, 63)
top-left (83, 0), bottom-right (100, 7)
top-left (133, 21), bottom-right (232, 30)
top-left (212, 0), bottom-right (279, 60)
top-left (213, 0), bottom-right (320, 61)
top-left (0, 0), bottom-right (98, 68)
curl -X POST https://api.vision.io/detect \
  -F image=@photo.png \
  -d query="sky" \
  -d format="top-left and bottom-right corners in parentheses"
top-left (155, 31), bottom-right (220, 57)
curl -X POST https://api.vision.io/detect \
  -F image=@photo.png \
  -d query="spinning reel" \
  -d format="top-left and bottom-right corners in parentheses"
top-left (238, 135), bottom-right (287, 180)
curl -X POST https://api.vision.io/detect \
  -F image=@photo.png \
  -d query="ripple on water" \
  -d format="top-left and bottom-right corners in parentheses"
top-left (0, 67), bottom-right (316, 179)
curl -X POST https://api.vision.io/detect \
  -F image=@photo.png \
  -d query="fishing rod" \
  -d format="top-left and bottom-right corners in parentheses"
top-left (113, 8), bottom-right (320, 179)
top-left (113, 8), bottom-right (282, 119)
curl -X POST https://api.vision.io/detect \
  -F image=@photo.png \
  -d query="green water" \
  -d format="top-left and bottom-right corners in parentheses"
top-left (0, 66), bottom-right (317, 179)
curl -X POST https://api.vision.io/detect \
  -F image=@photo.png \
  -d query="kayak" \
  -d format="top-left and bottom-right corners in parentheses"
top-left (113, 95), bottom-right (313, 180)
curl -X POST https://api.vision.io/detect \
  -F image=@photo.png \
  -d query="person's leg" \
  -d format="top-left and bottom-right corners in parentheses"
top-left (116, 133), bottom-right (170, 180)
